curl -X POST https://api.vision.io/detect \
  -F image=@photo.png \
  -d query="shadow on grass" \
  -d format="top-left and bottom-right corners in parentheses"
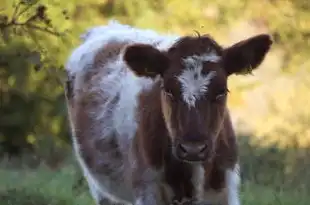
top-left (0, 189), bottom-right (70, 205)
top-left (238, 134), bottom-right (310, 191)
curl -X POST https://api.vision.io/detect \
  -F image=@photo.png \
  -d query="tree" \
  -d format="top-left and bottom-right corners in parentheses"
top-left (0, 0), bottom-right (70, 159)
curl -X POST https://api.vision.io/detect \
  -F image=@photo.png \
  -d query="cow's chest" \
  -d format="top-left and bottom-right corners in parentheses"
top-left (161, 157), bottom-right (202, 202)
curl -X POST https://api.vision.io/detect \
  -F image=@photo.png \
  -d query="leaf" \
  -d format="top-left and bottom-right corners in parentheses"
top-left (0, 28), bottom-right (11, 43)
top-left (0, 14), bottom-right (8, 24)
top-left (20, 0), bottom-right (40, 5)
top-left (27, 51), bottom-right (41, 66)
top-left (27, 134), bottom-right (36, 144)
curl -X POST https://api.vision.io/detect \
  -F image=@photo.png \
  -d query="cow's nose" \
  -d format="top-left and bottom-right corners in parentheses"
top-left (179, 143), bottom-right (207, 155)
top-left (176, 142), bottom-right (208, 162)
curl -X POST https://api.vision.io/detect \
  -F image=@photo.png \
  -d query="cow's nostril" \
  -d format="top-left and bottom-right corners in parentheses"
top-left (177, 143), bottom-right (208, 155)
top-left (179, 144), bottom-right (189, 154)
top-left (175, 142), bottom-right (209, 162)
top-left (197, 144), bottom-right (208, 153)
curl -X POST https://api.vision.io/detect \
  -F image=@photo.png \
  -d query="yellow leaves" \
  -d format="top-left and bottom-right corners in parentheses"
top-left (27, 134), bottom-right (36, 144)
top-left (8, 76), bottom-right (16, 86)
top-left (236, 72), bottom-right (310, 149)
top-left (51, 116), bottom-right (61, 135)
top-left (227, 88), bottom-right (246, 108)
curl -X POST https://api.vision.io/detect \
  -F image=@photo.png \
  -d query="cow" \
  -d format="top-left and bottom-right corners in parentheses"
top-left (64, 20), bottom-right (272, 205)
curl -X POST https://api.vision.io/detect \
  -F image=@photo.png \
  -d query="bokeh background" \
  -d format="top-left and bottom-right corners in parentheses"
top-left (1, 0), bottom-right (309, 204)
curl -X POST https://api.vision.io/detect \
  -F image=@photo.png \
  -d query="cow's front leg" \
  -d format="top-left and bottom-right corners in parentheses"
top-left (202, 163), bottom-right (241, 205)
top-left (133, 183), bottom-right (164, 205)
top-left (169, 198), bottom-right (214, 205)
top-left (131, 167), bottom-right (166, 205)
top-left (223, 164), bottom-right (241, 205)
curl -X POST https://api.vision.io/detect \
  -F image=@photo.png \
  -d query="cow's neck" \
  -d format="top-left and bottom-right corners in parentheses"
top-left (136, 80), bottom-right (205, 201)
top-left (136, 80), bottom-right (170, 169)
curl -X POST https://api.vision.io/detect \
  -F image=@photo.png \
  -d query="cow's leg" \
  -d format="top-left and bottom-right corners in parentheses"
top-left (129, 150), bottom-right (167, 205)
top-left (199, 163), bottom-right (241, 205)
top-left (86, 178), bottom-right (105, 205)
top-left (97, 194), bottom-right (132, 205)
top-left (83, 170), bottom-right (110, 205)
top-left (84, 171), bottom-right (132, 205)
top-left (132, 168), bottom-right (166, 205)
top-left (223, 164), bottom-right (241, 205)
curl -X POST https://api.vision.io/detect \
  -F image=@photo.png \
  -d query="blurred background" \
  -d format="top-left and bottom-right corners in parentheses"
top-left (0, 0), bottom-right (309, 204)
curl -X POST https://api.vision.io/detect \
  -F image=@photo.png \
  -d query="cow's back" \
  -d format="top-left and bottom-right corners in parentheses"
top-left (64, 21), bottom-right (179, 204)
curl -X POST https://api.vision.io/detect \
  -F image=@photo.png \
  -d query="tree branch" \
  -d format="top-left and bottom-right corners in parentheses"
top-left (11, 1), bottom-right (22, 21)
top-left (0, 1), bottom-right (63, 37)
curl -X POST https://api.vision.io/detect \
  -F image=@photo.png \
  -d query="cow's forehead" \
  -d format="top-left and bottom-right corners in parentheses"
top-left (162, 35), bottom-right (224, 107)
top-left (177, 51), bottom-right (221, 107)
top-left (168, 35), bottom-right (223, 56)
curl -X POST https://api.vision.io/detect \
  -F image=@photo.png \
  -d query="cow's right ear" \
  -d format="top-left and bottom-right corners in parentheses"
top-left (123, 44), bottom-right (170, 78)
top-left (223, 34), bottom-right (272, 76)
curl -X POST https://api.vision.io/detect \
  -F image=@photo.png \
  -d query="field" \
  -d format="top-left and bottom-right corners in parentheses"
top-left (0, 155), bottom-right (309, 205)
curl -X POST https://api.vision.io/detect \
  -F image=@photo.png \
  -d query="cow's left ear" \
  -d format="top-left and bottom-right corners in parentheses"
top-left (124, 44), bottom-right (170, 78)
top-left (223, 34), bottom-right (273, 76)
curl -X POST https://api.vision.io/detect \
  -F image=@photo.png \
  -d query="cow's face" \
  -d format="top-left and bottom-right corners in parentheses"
top-left (124, 34), bottom-right (272, 163)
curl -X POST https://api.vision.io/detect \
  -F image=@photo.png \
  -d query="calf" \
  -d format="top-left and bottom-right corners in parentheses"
top-left (64, 20), bottom-right (272, 205)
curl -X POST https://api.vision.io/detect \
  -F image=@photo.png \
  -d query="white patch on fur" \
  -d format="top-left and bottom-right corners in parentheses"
top-left (66, 20), bottom-right (179, 76)
top-left (191, 165), bottom-right (205, 201)
top-left (66, 20), bottom-right (180, 205)
top-left (226, 163), bottom-right (241, 205)
top-left (178, 54), bottom-right (218, 107)
top-left (72, 137), bottom-right (130, 205)
top-left (177, 52), bottom-right (220, 107)
top-left (184, 53), bottom-right (221, 65)
top-left (66, 21), bottom-right (179, 145)
top-left (134, 198), bottom-right (143, 205)
top-left (133, 181), bottom-right (164, 205)
top-left (66, 20), bottom-right (179, 144)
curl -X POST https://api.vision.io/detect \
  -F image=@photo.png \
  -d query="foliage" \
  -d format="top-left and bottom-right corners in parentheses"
top-left (0, 0), bottom-right (71, 158)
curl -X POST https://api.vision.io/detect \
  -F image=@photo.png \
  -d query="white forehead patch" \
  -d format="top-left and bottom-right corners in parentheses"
top-left (177, 52), bottom-right (220, 107)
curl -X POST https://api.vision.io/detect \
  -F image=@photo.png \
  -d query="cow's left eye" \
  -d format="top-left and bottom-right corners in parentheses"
top-left (162, 88), bottom-right (174, 100)
top-left (165, 91), bottom-right (174, 99)
top-left (215, 88), bottom-right (229, 102)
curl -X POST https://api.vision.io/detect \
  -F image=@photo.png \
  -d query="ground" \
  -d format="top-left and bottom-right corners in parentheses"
top-left (0, 159), bottom-right (308, 205)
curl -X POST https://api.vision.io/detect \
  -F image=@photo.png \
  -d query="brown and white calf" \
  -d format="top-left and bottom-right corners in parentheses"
top-left (64, 21), bottom-right (272, 205)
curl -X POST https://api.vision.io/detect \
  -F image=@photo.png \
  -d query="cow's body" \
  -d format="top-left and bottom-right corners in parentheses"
top-left (65, 21), bottom-right (272, 205)
top-left (66, 22), bottom-right (181, 204)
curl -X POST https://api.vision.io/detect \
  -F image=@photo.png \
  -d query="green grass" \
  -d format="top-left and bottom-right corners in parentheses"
top-left (0, 162), bottom-right (93, 205)
top-left (0, 161), bottom-right (309, 205)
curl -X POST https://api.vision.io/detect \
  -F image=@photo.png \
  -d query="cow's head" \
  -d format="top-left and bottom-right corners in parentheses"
top-left (124, 34), bottom-right (272, 163)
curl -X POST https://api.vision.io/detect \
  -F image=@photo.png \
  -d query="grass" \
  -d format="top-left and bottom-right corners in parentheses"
top-left (0, 159), bottom-right (309, 205)
top-left (0, 161), bottom-right (93, 205)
